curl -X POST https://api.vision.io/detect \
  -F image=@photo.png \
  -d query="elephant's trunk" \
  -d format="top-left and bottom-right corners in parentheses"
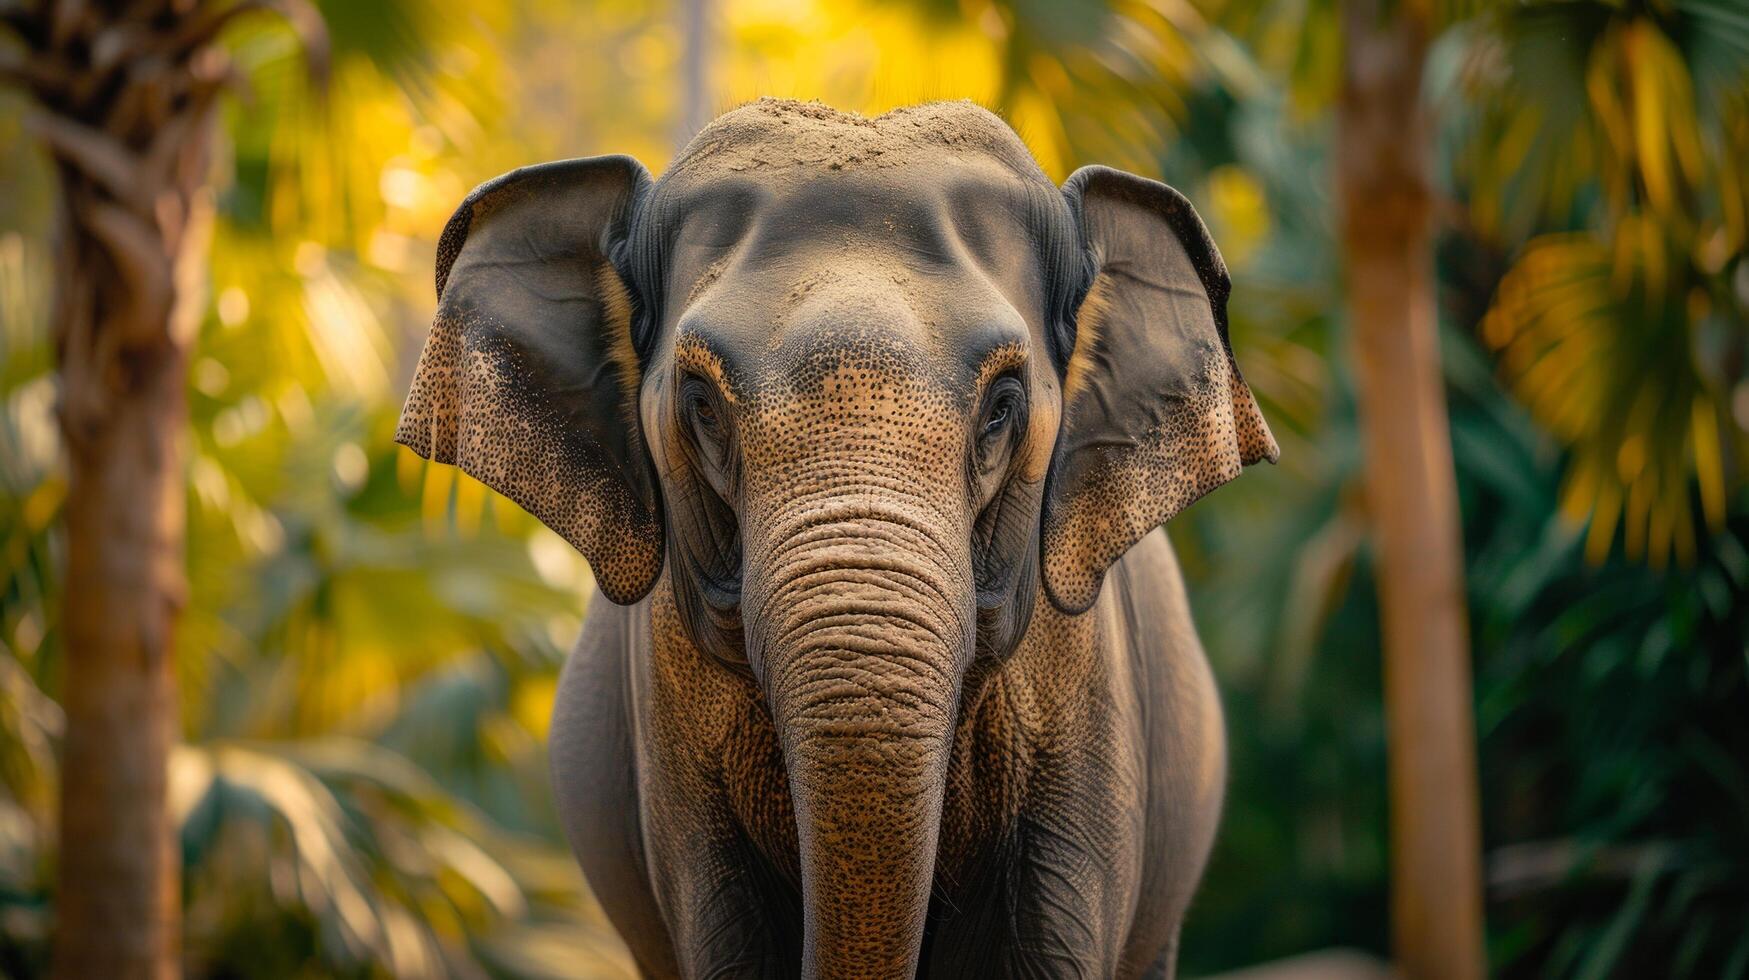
top-left (744, 495), bottom-right (973, 979)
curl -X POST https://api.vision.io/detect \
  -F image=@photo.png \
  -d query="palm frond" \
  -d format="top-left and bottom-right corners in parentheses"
top-left (1481, 230), bottom-right (1741, 565)
top-left (175, 737), bottom-right (636, 978)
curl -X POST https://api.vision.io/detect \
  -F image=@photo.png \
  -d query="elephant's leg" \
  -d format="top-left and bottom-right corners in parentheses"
top-left (924, 698), bottom-right (1147, 977)
top-left (649, 829), bottom-right (802, 978)
top-left (553, 597), bottom-right (801, 977)
top-left (551, 600), bottom-right (680, 979)
top-left (1139, 933), bottom-right (1179, 980)
top-left (639, 742), bottom-right (802, 974)
top-left (636, 590), bottom-right (805, 976)
top-left (923, 809), bottom-right (1141, 978)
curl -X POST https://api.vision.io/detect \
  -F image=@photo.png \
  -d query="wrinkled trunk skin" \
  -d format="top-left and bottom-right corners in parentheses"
top-left (742, 492), bottom-right (973, 980)
top-left (1338, 0), bottom-right (1486, 976)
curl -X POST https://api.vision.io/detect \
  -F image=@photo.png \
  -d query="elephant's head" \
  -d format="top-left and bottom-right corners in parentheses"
top-left (397, 99), bottom-right (1276, 978)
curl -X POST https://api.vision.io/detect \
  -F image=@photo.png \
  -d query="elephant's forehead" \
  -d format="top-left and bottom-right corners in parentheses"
top-left (660, 160), bottom-right (1044, 279)
top-left (642, 99), bottom-right (1072, 398)
top-left (664, 97), bottom-right (1051, 185)
top-left (652, 171), bottom-right (1057, 391)
top-left (647, 98), bottom-right (1066, 312)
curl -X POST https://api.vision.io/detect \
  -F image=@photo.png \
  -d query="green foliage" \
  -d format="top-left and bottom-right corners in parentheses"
top-left (1449, 0), bottom-right (1749, 565)
top-left (1458, 334), bottom-right (1749, 978)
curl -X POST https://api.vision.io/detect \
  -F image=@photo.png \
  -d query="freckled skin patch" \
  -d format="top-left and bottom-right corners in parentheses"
top-left (403, 99), bottom-right (1275, 979)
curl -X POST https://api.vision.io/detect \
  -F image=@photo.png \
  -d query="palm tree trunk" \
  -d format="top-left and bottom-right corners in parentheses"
top-left (4, 5), bottom-right (242, 975)
top-left (1336, 1), bottom-right (1485, 977)
top-left (41, 127), bottom-right (208, 980)
top-left (54, 278), bottom-right (187, 979)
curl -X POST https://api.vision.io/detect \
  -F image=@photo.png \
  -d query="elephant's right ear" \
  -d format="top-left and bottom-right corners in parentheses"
top-left (396, 155), bottom-right (663, 605)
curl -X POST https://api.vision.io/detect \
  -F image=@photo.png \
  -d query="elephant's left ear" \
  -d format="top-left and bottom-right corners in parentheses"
top-left (1042, 166), bottom-right (1279, 614)
top-left (396, 156), bottom-right (664, 605)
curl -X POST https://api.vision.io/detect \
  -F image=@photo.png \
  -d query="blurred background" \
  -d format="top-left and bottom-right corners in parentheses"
top-left (1, 0), bottom-right (1746, 977)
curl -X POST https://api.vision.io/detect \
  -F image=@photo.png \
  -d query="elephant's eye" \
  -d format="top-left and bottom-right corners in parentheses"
top-left (978, 377), bottom-right (1025, 449)
top-left (983, 402), bottom-right (1010, 435)
top-left (681, 373), bottom-right (738, 497)
top-left (681, 376), bottom-right (722, 434)
top-left (690, 392), bottom-right (720, 431)
top-left (973, 376), bottom-right (1025, 506)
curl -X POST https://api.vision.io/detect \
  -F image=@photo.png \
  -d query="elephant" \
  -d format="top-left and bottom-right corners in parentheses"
top-left (395, 98), bottom-right (1277, 979)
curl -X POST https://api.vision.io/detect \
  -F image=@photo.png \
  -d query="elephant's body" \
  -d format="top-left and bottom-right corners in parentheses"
top-left (552, 527), bottom-right (1225, 979)
top-left (397, 99), bottom-right (1275, 977)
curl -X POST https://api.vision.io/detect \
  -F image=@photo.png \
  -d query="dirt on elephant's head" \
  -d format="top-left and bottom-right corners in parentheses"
top-left (667, 97), bottom-right (1053, 185)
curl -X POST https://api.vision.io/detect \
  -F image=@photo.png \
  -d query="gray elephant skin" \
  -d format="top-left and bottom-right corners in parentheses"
top-left (396, 98), bottom-right (1278, 979)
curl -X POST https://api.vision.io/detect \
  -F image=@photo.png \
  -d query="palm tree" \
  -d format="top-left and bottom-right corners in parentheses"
top-left (1303, 0), bottom-right (1748, 973)
top-left (1334, 0), bottom-right (1485, 975)
top-left (0, 2), bottom-right (323, 974)
top-left (1464, 0), bottom-right (1749, 566)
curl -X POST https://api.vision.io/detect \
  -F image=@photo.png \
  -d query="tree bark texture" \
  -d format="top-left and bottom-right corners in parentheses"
top-left (55, 321), bottom-right (187, 980)
top-left (1336, 2), bottom-right (1487, 978)
top-left (2, 3), bottom-right (253, 975)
